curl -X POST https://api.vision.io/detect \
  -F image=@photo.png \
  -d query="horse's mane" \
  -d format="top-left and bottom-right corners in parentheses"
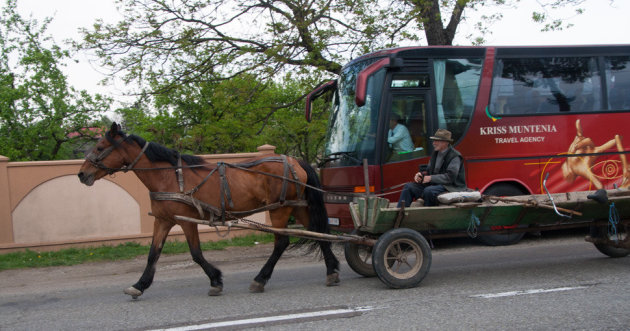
top-left (124, 134), bottom-right (205, 166)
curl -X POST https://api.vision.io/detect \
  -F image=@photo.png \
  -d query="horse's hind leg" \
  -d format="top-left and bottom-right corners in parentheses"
top-left (320, 240), bottom-right (340, 286)
top-left (124, 217), bottom-right (172, 299)
top-left (293, 206), bottom-right (340, 286)
top-left (249, 207), bottom-right (293, 293)
top-left (250, 233), bottom-right (290, 293)
top-left (180, 222), bottom-right (223, 296)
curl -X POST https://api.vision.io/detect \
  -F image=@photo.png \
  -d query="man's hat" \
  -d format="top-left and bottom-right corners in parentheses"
top-left (429, 128), bottom-right (453, 142)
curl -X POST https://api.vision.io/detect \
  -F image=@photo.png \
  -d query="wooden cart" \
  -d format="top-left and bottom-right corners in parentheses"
top-left (344, 188), bottom-right (630, 289)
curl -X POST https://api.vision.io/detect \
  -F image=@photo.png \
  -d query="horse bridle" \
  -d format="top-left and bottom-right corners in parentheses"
top-left (86, 136), bottom-right (149, 175)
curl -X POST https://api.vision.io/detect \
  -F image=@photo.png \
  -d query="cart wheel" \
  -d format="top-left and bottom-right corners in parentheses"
top-left (344, 230), bottom-right (377, 277)
top-left (372, 228), bottom-right (432, 289)
top-left (590, 224), bottom-right (629, 258)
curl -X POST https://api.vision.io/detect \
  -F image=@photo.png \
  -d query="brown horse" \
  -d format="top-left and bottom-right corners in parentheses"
top-left (77, 123), bottom-right (340, 298)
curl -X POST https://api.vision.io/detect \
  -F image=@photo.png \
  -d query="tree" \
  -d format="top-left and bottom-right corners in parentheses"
top-left (79, 0), bottom-right (592, 83)
top-left (78, 0), bottom-right (389, 87)
top-left (0, 0), bottom-right (111, 161)
top-left (116, 73), bottom-right (327, 163)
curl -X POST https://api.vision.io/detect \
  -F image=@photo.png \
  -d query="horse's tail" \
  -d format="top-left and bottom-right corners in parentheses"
top-left (296, 159), bottom-right (339, 275)
top-left (297, 159), bottom-right (331, 236)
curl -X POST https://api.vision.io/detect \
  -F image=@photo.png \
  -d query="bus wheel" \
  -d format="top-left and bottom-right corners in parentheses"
top-left (477, 183), bottom-right (527, 246)
top-left (589, 224), bottom-right (629, 258)
top-left (344, 230), bottom-right (377, 277)
top-left (372, 228), bottom-right (432, 289)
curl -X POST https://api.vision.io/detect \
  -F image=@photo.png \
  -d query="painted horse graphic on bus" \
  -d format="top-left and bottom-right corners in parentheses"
top-left (562, 119), bottom-right (629, 189)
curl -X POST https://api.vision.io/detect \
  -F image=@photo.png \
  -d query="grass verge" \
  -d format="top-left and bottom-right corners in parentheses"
top-left (0, 233), bottom-right (276, 271)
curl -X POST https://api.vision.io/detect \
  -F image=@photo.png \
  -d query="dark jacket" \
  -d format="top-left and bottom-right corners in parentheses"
top-left (427, 146), bottom-right (467, 192)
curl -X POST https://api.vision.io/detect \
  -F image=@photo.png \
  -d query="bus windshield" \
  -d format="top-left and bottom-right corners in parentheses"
top-left (324, 58), bottom-right (384, 166)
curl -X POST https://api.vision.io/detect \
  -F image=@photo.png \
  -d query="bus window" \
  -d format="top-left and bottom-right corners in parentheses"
top-left (490, 56), bottom-right (602, 115)
top-left (386, 94), bottom-right (428, 162)
top-left (391, 74), bottom-right (430, 88)
top-left (433, 58), bottom-right (482, 141)
top-left (605, 56), bottom-right (630, 110)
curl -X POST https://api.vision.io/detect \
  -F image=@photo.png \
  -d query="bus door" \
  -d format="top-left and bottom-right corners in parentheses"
top-left (380, 89), bottom-right (432, 202)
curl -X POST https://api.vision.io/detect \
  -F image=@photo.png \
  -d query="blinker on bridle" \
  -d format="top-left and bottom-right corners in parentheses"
top-left (86, 136), bottom-right (149, 175)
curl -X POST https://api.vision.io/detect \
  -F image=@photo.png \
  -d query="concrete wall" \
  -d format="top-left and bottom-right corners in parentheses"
top-left (0, 145), bottom-right (277, 253)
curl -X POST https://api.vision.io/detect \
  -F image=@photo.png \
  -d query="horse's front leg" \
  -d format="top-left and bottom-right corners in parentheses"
top-left (180, 223), bottom-right (223, 296)
top-left (249, 234), bottom-right (290, 293)
top-left (124, 218), bottom-right (172, 299)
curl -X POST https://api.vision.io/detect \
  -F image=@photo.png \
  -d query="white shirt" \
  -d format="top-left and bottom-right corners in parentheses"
top-left (387, 124), bottom-right (415, 152)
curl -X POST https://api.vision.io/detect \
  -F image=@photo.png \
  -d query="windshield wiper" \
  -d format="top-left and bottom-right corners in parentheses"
top-left (319, 151), bottom-right (362, 167)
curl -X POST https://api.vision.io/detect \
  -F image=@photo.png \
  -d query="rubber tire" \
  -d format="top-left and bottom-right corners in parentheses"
top-left (372, 228), bottom-right (432, 289)
top-left (344, 230), bottom-right (377, 277)
top-left (477, 183), bottom-right (527, 246)
top-left (590, 225), bottom-right (630, 258)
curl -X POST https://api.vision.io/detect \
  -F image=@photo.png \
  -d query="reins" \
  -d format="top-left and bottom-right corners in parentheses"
top-left (87, 136), bottom-right (406, 217)
top-left (227, 162), bottom-right (407, 198)
top-left (96, 150), bottom-right (406, 198)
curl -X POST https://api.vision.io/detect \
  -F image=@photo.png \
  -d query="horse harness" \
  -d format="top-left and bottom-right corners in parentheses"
top-left (88, 136), bottom-right (308, 225)
top-left (150, 155), bottom-right (307, 224)
top-left (86, 136), bottom-right (150, 175)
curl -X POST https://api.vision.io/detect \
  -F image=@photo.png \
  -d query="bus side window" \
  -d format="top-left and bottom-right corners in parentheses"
top-left (408, 100), bottom-right (426, 150)
top-left (493, 56), bottom-right (602, 115)
top-left (605, 56), bottom-right (630, 110)
top-left (386, 95), bottom-right (428, 162)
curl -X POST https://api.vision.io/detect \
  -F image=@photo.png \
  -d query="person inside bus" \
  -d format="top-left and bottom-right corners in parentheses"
top-left (396, 129), bottom-right (467, 207)
top-left (387, 113), bottom-right (415, 153)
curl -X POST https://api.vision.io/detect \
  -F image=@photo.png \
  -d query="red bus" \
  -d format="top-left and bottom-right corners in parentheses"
top-left (306, 45), bottom-right (630, 245)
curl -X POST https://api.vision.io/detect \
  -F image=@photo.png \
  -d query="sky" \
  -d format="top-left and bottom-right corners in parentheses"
top-left (12, 0), bottom-right (630, 104)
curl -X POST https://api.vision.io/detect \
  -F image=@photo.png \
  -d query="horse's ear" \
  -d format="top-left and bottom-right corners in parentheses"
top-left (109, 122), bottom-right (121, 137)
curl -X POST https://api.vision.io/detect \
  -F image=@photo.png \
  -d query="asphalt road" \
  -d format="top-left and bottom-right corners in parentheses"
top-left (1, 231), bottom-right (629, 330)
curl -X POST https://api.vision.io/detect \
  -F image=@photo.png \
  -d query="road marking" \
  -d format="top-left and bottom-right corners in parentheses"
top-left (471, 285), bottom-right (590, 299)
top-left (151, 306), bottom-right (374, 331)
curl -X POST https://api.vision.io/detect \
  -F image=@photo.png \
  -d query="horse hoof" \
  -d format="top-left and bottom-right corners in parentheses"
top-left (124, 286), bottom-right (143, 299)
top-left (326, 272), bottom-right (340, 286)
top-left (208, 286), bottom-right (223, 296)
top-left (249, 281), bottom-right (265, 293)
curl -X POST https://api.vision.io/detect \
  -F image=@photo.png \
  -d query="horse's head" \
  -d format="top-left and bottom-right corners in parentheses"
top-left (78, 122), bottom-right (133, 186)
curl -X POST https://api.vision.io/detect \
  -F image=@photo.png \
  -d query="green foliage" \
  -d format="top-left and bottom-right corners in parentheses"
top-left (116, 73), bottom-right (328, 163)
top-left (0, 0), bottom-right (111, 161)
top-left (0, 233), bottom-right (276, 271)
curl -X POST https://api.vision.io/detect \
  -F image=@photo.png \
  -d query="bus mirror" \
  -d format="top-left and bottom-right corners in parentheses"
top-left (355, 57), bottom-right (390, 107)
top-left (305, 80), bottom-right (337, 122)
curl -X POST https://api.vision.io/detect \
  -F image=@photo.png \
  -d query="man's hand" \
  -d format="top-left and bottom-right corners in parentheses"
top-left (414, 172), bottom-right (430, 184)
top-left (414, 172), bottom-right (423, 183)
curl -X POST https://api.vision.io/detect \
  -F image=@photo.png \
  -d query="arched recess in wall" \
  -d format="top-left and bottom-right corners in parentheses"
top-left (12, 175), bottom-right (141, 244)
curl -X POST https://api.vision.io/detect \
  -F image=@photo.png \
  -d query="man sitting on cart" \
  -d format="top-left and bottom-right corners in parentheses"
top-left (397, 128), bottom-right (467, 207)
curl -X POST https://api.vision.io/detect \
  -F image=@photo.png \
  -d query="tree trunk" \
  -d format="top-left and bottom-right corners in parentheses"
top-left (413, 0), bottom-right (468, 46)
